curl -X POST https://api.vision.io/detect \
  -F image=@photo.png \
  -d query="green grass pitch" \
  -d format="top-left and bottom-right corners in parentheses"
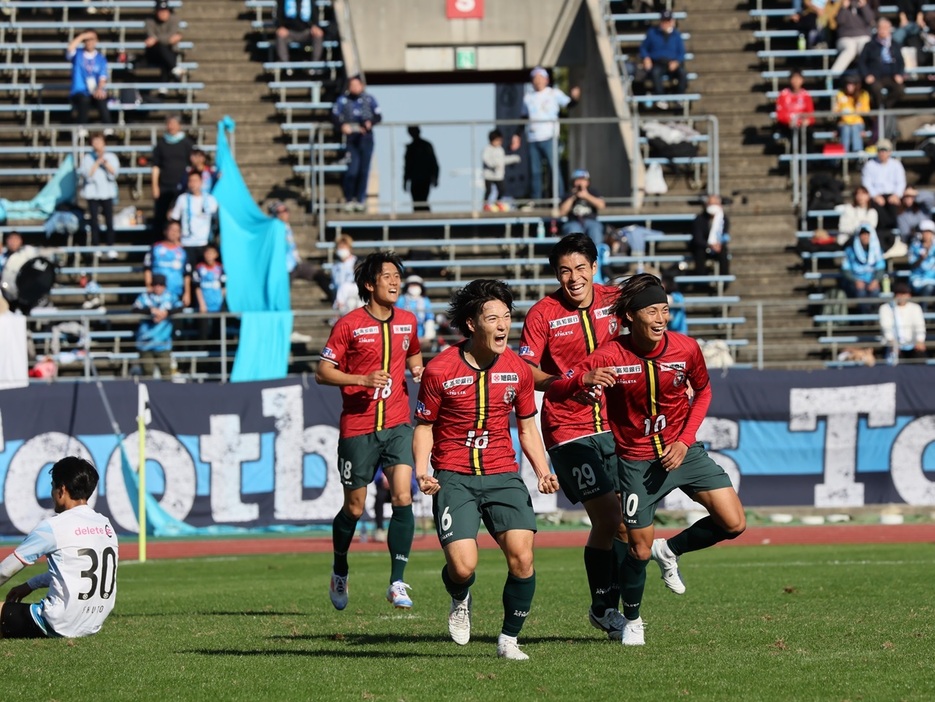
top-left (1, 543), bottom-right (933, 701)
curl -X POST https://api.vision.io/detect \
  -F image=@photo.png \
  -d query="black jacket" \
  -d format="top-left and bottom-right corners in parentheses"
top-left (858, 37), bottom-right (905, 79)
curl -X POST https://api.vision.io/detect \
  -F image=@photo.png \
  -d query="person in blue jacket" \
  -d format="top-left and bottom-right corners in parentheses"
top-left (66, 30), bottom-right (111, 127)
top-left (841, 223), bottom-right (886, 312)
top-left (639, 11), bottom-right (687, 110)
top-left (332, 75), bottom-right (382, 212)
top-left (133, 273), bottom-right (183, 378)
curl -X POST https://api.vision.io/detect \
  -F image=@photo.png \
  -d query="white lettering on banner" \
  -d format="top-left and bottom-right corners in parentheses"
top-left (261, 385), bottom-right (344, 521)
top-left (200, 415), bottom-right (261, 522)
top-left (789, 383), bottom-right (896, 507)
top-left (105, 430), bottom-right (196, 533)
top-left (890, 415), bottom-right (935, 505)
top-left (5, 433), bottom-right (96, 534)
top-left (663, 418), bottom-right (740, 510)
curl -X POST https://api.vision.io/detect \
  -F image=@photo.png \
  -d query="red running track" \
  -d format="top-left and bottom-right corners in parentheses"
top-left (119, 523), bottom-right (935, 561)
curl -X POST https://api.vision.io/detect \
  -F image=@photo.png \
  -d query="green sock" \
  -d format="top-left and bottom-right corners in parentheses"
top-left (331, 509), bottom-right (358, 577)
top-left (612, 537), bottom-right (629, 609)
top-left (501, 571), bottom-right (536, 638)
top-left (387, 504), bottom-right (415, 583)
top-left (620, 551), bottom-right (648, 622)
top-left (667, 516), bottom-right (733, 556)
top-left (583, 546), bottom-right (615, 614)
top-left (441, 564), bottom-right (475, 601)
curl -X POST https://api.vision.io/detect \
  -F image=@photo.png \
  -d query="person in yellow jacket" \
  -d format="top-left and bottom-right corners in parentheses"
top-left (834, 73), bottom-right (871, 153)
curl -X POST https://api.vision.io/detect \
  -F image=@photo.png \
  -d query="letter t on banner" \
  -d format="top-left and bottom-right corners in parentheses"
top-left (137, 384), bottom-right (152, 562)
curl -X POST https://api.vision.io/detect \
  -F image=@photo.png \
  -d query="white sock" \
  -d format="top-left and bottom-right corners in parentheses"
top-left (498, 633), bottom-right (518, 646)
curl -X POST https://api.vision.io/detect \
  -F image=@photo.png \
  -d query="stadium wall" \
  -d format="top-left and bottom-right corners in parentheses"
top-left (1, 368), bottom-right (933, 536)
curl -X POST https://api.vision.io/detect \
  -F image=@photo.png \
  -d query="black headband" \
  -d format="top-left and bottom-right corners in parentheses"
top-left (629, 285), bottom-right (668, 312)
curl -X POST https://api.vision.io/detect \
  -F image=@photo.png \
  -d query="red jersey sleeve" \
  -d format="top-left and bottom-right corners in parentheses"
top-left (415, 363), bottom-right (443, 423)
top-left (545, 341), bottom-right (620, 404)
top-left (320, 317), bottom-right (349, 367)
top-left (518, 305), bottom-right (548, 367)
top-left (513, 359), bottom-right (538, 419)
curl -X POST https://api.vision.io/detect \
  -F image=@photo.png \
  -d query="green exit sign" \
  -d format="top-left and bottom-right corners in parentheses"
top-left (455, 47), bottom-right (477, 70)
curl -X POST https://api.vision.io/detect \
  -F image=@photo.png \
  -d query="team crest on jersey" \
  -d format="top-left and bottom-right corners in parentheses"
top-left (402, 336), bottom-right (410, 351)
top-left (673, 370), bottom-right (687, 387)
top-left (608, 319), bottom-right (618, 335)
top-left (519, 345), bottom-right (533, 357)
top-left (353, 325), bottom-right (379, 338)
top-left (503, 386), bottom-right (516, 404)
top-left (491, 372), bottom-right (519, 384)
top-left (549, 314), bottom-right (578, 329)
top-left (443, 376), bottom-right (475, 390)
top-left (393, 324), bottom-right (412, 334)
top-left (321, 346), bottom-right (336, 360)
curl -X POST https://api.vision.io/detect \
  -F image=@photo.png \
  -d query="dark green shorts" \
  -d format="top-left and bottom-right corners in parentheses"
top-left (548, 432), bottom-right (619, 505)
top-left (336, 424), bottom-right (414, 489)
top-left (619, 442), bottom-right (732, 529)
top-left (432, 470), bottom-right (537, 547)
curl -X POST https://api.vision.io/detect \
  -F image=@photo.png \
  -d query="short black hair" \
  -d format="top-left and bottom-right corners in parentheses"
top-left (355, 251), bottom-right (404, 303)
top-left (488, 129), bottom-right (503, 143)
top-left (790, 69), bottom-right (803, 78)
top-left (612, 272), bottom-right (665, 326)
top-left (51, 456), bottom-right (99, 501)
top-left (447, 279), bottom-right (514, 337)
top-left (548, 233), bottom-right (598, 272)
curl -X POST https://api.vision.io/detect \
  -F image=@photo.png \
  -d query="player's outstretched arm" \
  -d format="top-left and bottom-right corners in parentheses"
top-left (517, 416), bottom-right (559, 494)
top-left (0, 553), bottom-right (25, 590)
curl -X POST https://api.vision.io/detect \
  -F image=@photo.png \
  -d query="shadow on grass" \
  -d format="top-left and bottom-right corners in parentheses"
top-left (182, 648), bottom-right (466, 659)
top-left (268, 633), bottom-right (592, 645)
top-left (112, 610), bottom-right (309, 618)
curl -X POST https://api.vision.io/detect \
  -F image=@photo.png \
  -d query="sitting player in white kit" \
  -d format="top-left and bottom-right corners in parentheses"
top-left (0, 456), bottom-right (118, 639)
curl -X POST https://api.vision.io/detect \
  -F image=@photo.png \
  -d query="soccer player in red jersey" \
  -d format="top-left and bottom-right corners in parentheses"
top-left (519, 233), bottom-right (629, 640)
top-left (546, 273), bottom-right (746, 646)
top-left (413, 279), bottom-right (559, 661)
top-left (316, 252), bottom-right (424, 611)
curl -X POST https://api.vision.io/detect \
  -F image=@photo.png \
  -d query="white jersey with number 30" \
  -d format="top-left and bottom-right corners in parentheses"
top-left (15, 504), bottom-right (118, 637)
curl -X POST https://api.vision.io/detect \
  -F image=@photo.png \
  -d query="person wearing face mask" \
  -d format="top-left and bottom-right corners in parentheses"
top-left (690, 194), bottom-right (731, 281)
top-left (396, 274), bottom-right (436, 351)
top-left (331, 234), bottom-right (363, 316)
top-left (638, 11), bottom-right (687, 111)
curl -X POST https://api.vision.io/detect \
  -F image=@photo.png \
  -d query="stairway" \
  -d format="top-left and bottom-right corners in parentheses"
top-left (679, 1), bottom-right (819, 365)
top-left (180, 0), bottom-right (298, 203)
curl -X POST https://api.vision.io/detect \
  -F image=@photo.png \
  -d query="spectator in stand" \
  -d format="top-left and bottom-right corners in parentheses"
top-left (275, 0), bottom-right (325, 75)
top-left (193, 244), bottom-right (225, 344)
top-left (908, 219), bottom-right (935, 304)
top-left (144, 0), bottom-right (185, 87)
top-left (0, 231), bottom-right (24, 275)
top-left (639, 11), bottom-right (687, 111)
top-left (78, 132), bottom-right (120, 258)
top-left (332, 75), bottom-right (382, 212)
top-left (837, 185), bottom-right (878, 245)
top-left (892, 0), bottom-right (931, 47)
top-left (558, 169), bottom-right (606, 250)
top-left (269, 200), bottom-right (330, 293)
top-left (151, 115), bottom-right (194, 240)
top-left (831, 0), bottom-right (877, 74)
top-left (833, 73), bottom-right (871, 154)
top-left (841, 223), bottom-right (886, 309)
top-left (171, 170), bottom-right (219, 266)
top-left (183, 149), bottom-right (217, 193)
top-left (690, 194), bottom-right (731, 279)
top-left (396, 274), bottom-right (436, 352)
top-left (515, 67), bottom-right (581, 202)
top-left (331, 234), bottom-right (361, 316)
top-left (482, 129), bottom-right (521, 209)
top-left (861, 138), bottom-right (906, 235)
top-left (133, 272), bottom-right (182, 379)
top-left (858, 17), bottom-right (905, 111)
top-left (775, 69), bottom-right (815, 146)
top-left (896, 187), bottom-right (935, 243)
top-left (403, 126), bottom-right (439, 213)
top-left (66, 30), bottom-right (110, 131)
top-left (144, 220), bottom-right (191, 307)
top-left (879, 281), bottom-right (928, 363)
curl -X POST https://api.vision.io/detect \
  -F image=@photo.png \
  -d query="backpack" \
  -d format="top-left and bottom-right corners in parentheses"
top-left (807, 173), bottom-right (845, 211)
